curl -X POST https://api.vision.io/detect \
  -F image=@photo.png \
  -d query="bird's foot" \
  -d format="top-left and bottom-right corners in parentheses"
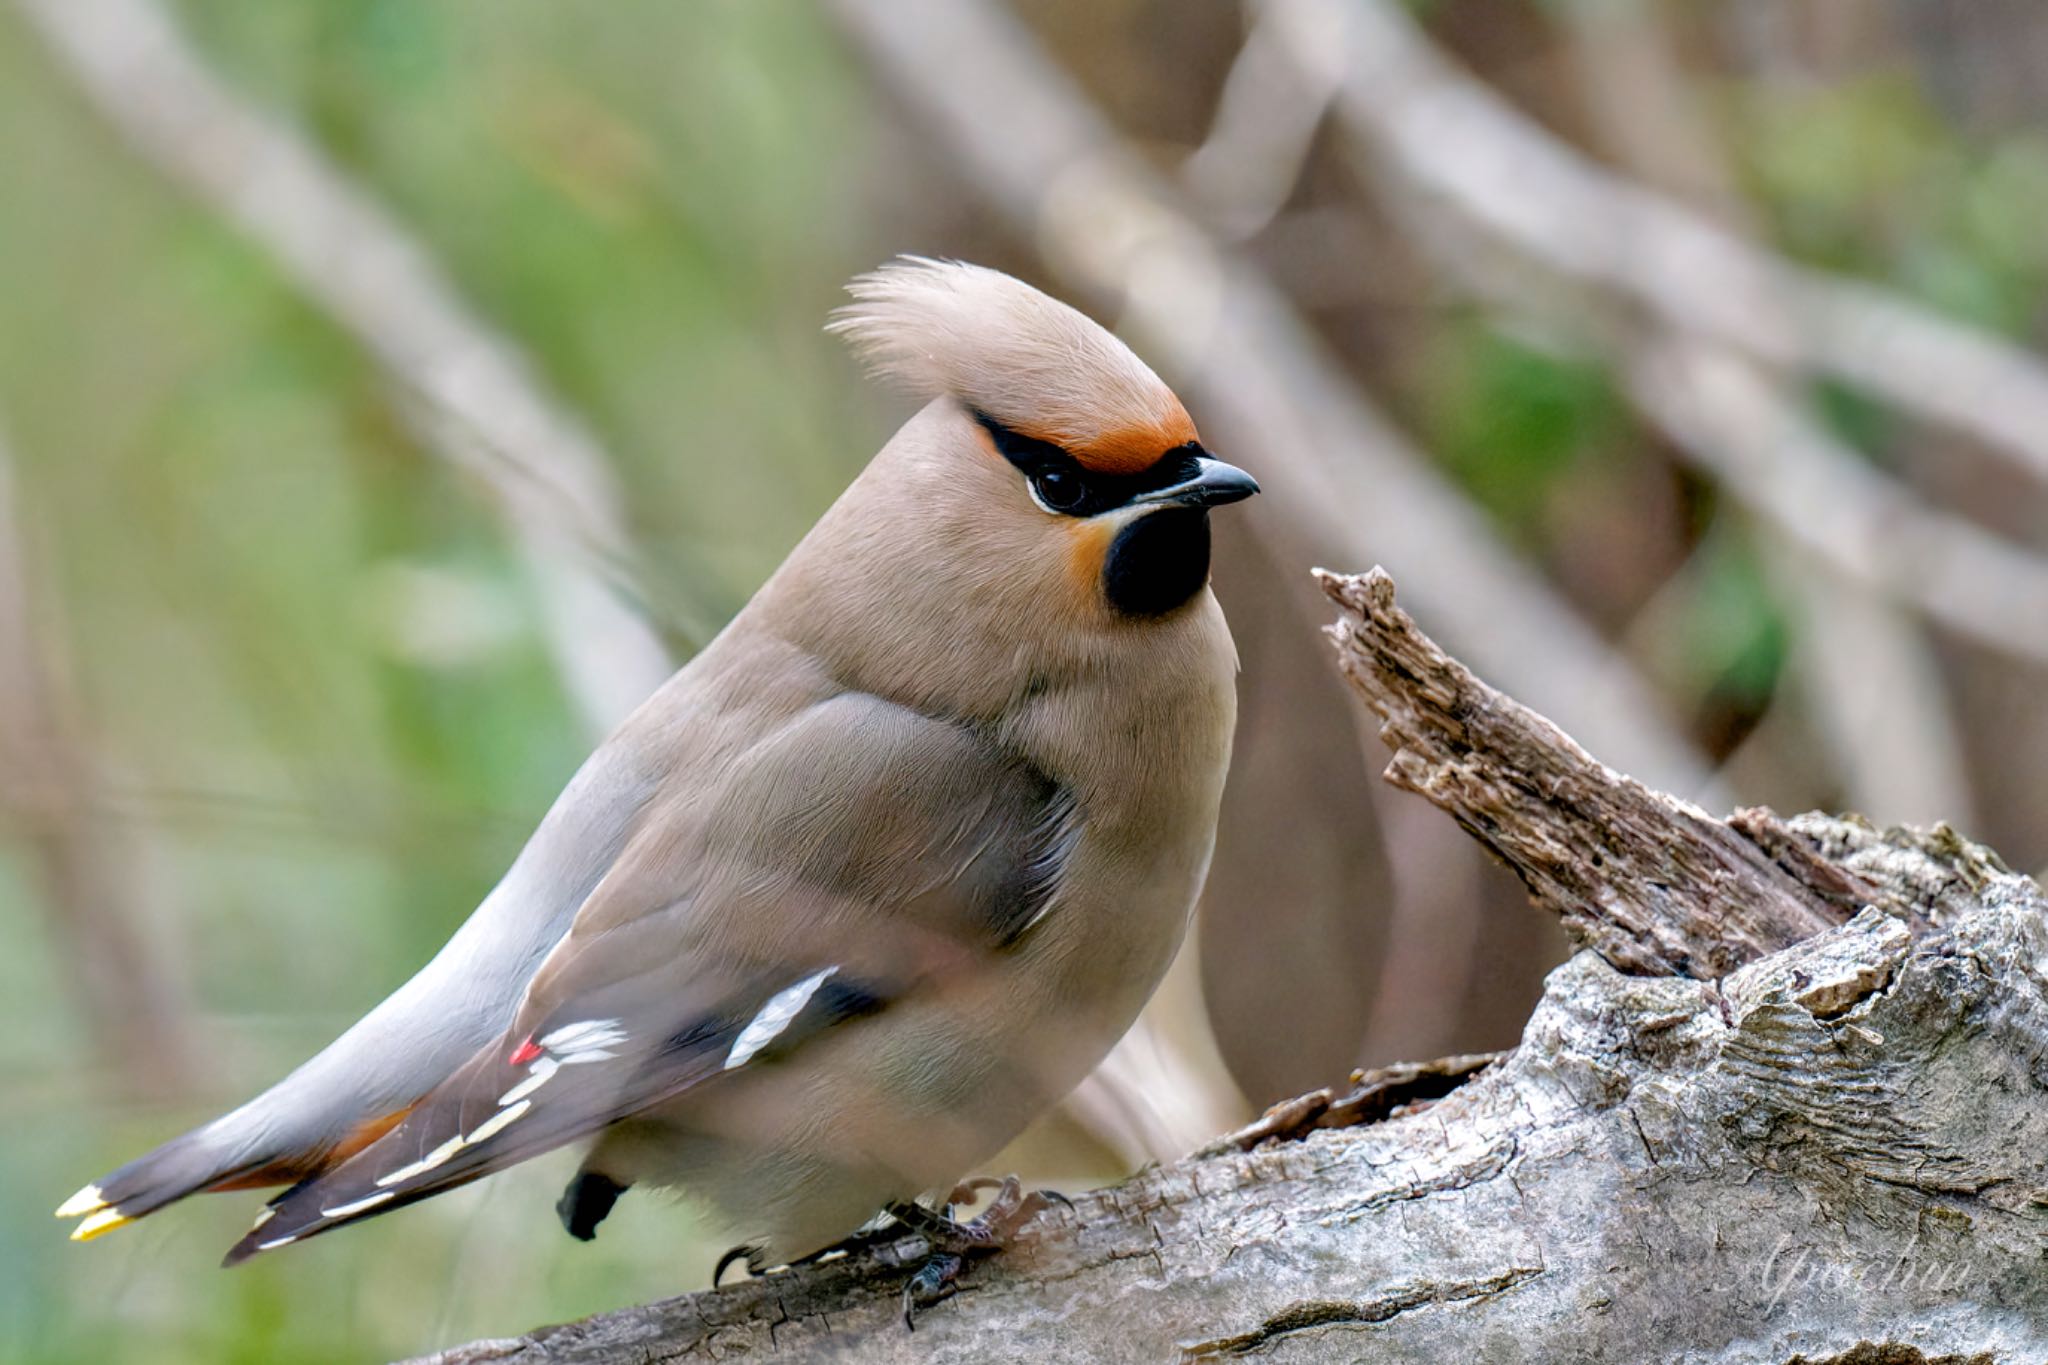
top-left (887, 1174), bottom-right (1071, 1329)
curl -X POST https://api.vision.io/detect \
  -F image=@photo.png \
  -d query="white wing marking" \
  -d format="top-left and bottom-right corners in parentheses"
top-left (465, 1099), bottom-right (530, 1144)
top-left (725, 967), bottom-right (839, 1071)
top-left (498, 1056), bottom-right (561, 1106)
top-left (320, 1190), bottom-right (396, 1219)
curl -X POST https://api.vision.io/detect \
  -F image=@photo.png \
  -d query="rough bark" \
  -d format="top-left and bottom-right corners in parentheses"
top-left (406, 568), bottom-right (2046, 1364)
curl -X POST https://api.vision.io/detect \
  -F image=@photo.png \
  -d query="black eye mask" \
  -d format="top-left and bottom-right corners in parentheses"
top-left (972, 411), bottom-right (1205, 519)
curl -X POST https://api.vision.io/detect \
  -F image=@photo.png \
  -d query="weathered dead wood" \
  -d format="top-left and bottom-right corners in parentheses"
top-left (1317, 566), bottom-right (1886, 976)
top-left (406, 568), bottom-right (2048, 1364)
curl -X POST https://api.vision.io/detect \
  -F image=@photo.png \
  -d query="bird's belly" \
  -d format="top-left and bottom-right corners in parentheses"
top-left (622, 867), bottom-right (1205, 1263)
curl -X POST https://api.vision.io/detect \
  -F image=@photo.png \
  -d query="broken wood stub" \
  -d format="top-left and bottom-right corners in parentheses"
top-left (1318, 566), bottom-right (1878, 978)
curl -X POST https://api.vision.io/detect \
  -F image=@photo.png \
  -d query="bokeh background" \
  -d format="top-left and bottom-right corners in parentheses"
top-left (8, 0), bottom-right (2048, 1359)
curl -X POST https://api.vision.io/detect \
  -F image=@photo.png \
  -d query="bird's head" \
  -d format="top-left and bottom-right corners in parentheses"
top-left (744, 258), bottom-right (1254, 719)
top-left (823, 257), bottom-right (1256, 624)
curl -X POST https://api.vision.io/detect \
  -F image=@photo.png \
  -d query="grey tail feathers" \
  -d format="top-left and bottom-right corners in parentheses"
top-left (60, 731), bottom-right (656, 1239)
top-left (68, 1122), bottom-right (281, 1226)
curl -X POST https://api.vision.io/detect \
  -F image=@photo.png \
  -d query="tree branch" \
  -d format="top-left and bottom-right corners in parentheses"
top-left (406, 569), bottom-right (2046, 1363)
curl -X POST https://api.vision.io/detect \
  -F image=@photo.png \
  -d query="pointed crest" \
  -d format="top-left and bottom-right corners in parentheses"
top-left (828, 257), bottom-right (1197, 474)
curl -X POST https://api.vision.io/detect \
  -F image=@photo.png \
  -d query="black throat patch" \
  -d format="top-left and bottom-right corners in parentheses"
top-left (1103, 507), bottom-right (1212, 617)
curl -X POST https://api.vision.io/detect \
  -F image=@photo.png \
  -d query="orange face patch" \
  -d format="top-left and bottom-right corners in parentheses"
top-left (1015, 402), bottom-right (1200, 476)
top-left (1064, 517), bottom-right (1117, 598)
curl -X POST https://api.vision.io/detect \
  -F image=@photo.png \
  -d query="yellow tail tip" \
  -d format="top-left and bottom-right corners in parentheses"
top-left (70, 1208), bottom-right (132, 1242)
top-left (55, 1185), bottom-right (108, 1219)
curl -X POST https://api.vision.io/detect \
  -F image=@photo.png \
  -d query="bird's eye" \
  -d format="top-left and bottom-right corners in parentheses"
top-left (1033, 469), bottom-right (1086, 513)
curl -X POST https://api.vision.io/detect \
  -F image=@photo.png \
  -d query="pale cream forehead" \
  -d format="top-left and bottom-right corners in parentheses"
top-left (828, 257), bottom-right (1197, 473)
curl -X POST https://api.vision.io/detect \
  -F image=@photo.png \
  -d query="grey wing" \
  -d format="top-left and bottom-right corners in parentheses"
top-left (223, 692), bottom-right (1079, 1261)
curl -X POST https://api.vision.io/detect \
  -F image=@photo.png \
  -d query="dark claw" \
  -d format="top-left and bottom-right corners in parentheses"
top-left (1036, 1188), bottom-right (1078, 1226)
top-left (712, 1243), bottom-right (762, 1287)
top-left (901, 1252), bottom-right (964, 1331)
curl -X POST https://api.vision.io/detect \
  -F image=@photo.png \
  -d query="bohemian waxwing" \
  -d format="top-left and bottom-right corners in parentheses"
top-left (58, 258), bottom-right (1258, 1290)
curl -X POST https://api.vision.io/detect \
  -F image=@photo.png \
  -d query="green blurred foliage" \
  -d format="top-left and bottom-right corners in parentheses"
top-left (1727, 75), bottom-right (2048, 337)
top-left (1417, 316), bottom-right (1629, 536)
top-left (1668, 524), bottom-right (1792, 738)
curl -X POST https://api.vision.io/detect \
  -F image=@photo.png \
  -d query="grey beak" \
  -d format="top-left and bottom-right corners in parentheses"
top-left (1135, 456), bottom-right (1261, 509)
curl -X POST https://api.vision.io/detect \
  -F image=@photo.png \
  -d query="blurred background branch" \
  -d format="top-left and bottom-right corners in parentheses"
top-left (1296, 0), bottom-right (2048, 497)
top-left (0, 419), bottom-right (198, 1100)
